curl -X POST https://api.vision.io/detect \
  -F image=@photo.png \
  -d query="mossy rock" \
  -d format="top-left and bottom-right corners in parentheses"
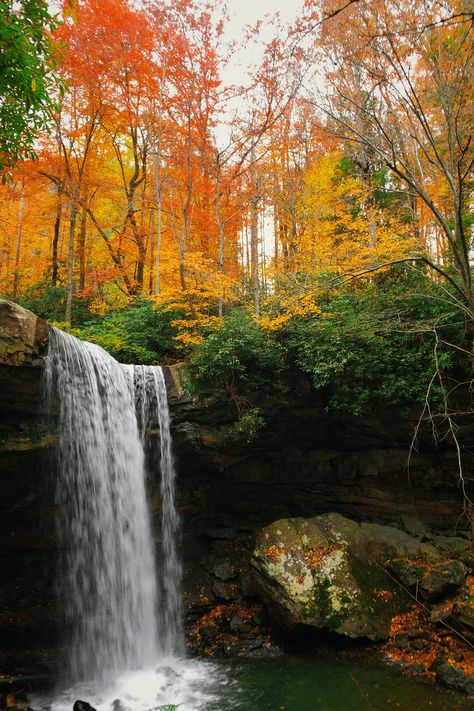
top-left (387, 557), bottom-right (467, 600)
top-left (387, 558), bottom-right (429, 587)
top-left (252, 513), bottom-right (413, 641)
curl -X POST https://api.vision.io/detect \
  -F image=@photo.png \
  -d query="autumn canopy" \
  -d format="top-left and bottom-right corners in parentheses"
top-left (0, 0), bottom-right (472, 352)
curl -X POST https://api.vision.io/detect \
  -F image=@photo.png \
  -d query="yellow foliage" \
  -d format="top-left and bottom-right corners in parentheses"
top-left (294, 150), bottom-right (418, 276)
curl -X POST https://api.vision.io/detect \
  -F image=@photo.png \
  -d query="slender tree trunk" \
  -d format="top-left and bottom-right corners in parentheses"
top-left (78, 207), bottom-right (87, 293)
top-left (245, 222), bottom-right (250, 285)
top-left (154, 64), bottom-right (166, 296)
top-left (408, 191), bottom-right (420, 243)
top-left (65, 202), bottom-right (77, 325)
top-left (12, 178), bottom-right (24, 300)
top-left (216, 157), bottom-right (225, 318)
top-left (250, 195), bottom-right (260, 317)
top-left (250, 148), bottom-right (260, 317)
top-left (148, 208), bottom-right (155, 295)
top-left (136, 241), bottom-right (146, 292)
top-left (51, 190), bottom-right (61, 287)
top-left (154, 153), bottom-right (162, 296)
top-left (178, 98), bottom-right (194, 311)
top-left (273, 205), bottom-right (279, 274)
top-left (178, 229), bottom-right (187, 293)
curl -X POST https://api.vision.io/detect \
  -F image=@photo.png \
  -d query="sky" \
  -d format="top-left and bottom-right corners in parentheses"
top-left (213, 0), bottom-right (306, 147)
top-left (222, 0), bottom-right (305, 83)
top-left (218, 0), bottom-right (306, 251)
top-left (225, 0), bottom-right (304, 38)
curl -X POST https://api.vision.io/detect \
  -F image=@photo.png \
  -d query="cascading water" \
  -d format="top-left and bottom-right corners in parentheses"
top-left (46, 329), bottom-right (159, 686)
top-left (44, 328), bottom-right (225, 711)
top-left (132, 365), bottom-right (184, 657)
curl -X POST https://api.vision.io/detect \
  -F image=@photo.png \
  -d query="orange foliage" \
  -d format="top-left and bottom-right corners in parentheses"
top-left (0, 0), bottom-right (469, 335)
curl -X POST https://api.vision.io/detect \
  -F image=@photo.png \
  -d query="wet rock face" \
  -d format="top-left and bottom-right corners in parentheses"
top-left (251, 513), bottom-right (417, 641)
top-left (167, 363), bottom-right (474, 532)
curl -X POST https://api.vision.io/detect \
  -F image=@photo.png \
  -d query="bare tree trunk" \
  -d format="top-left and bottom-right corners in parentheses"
top-left (78, 207), bottom-right (87, 293)
top-left (215, 155), bottom-right (225, 318)
top-left (65, 202), bottom-right (77, 325)
top-left (51, 190), bottom-right (61, 287)
top-left (12, 178), bottom-right (24, 300)
top-left (154, 153), bottom-right (163, 295)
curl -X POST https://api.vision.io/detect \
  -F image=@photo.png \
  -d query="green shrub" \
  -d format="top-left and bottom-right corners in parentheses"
top-left (233, 407), bottom-right (265, 442)
top-left (190, 310), bottom-right (285, 398)
top-left (16, 281), bottom-right (93, 325)
top-left (190, 270), bottom-right (466, 418)
top-left (77, 300), bottom-right (187, 364)
top-left (281, 271), bottom-right (464, 414)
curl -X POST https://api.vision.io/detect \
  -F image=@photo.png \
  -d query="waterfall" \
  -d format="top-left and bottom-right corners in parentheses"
top-left (46, 328), bottom-right (182, 689)
top-left (132, 365), bottom-right (184, 656)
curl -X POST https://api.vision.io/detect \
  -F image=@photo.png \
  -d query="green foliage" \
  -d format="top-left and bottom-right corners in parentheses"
top-left (16, 281), bottom-right (92, 325)
top-left (233, 407), bottom-right (265, 443)
top-left (281, 270), bottom-right (464, 415)
top-left (191, 270), bottom-right (466, 418)
top-left (190, 310), bottom-right (285, 397)
top-left (77, 300), bottom-right (186, 364)
top-left (0, 0), bottom-right (63, 174)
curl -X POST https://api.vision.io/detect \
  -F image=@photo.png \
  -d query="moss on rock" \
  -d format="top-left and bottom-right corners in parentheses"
top-left (252, 513), bottom-right (421, 641)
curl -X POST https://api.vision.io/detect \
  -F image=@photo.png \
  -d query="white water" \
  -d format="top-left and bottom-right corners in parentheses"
top-left (44, 329), bottom-right (225, 710)
top-left (132, 365), bottom-right (184, 657)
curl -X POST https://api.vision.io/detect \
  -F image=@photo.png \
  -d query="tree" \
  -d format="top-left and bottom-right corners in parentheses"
top-left (305, 0), bottom-right (474, 341)
top-left (0, 0), bottom-right (63, 174)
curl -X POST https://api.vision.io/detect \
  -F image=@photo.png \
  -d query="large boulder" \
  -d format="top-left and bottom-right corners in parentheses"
top-left (251, 513), bottom-right (420, 641)
top-left (0, 299), bottom-right (48, 365)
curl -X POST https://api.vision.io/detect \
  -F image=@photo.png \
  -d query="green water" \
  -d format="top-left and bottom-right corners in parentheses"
top-left (211, 653), bottom-right (473, 711)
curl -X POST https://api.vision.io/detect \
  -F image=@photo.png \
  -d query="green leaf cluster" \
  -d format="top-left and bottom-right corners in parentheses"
top-left (0, 0), bottom-right (63, 173)
top-left (76, 300), bottom-right (186, 364)
top-left (284, 271), bottom-right (464, 414)
top-left (233, 407), bottom-right (265, 443)
top-left (190, 310), bottom-right (285, 397)
top-left (16, 281), bottom-right (92, 325)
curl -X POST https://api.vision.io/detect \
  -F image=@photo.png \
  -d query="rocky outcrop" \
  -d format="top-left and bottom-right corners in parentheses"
top-left (0, 300), bottom-right (57, 685)
top-left (250, 512), bottom-right (474, 695)
top-left (166, 363), bottom-right (474, 533)
top-left (0, 299), bottom-right (48, 366)
top-left (452, 576), bottom-right (474, 643)
top-left (433, 657), bottom-right (474, 696)
top-left (387, 558), bottom-right (468, 600)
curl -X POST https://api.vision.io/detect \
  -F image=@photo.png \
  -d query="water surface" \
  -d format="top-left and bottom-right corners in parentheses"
top-left (211, 653), bottom-right (472, 711)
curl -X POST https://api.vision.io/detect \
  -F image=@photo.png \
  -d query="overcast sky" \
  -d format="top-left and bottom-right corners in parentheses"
top-left (225, 0), bottom-right (303, 35)
top-left (223, 0), bottom-right (304, 81)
